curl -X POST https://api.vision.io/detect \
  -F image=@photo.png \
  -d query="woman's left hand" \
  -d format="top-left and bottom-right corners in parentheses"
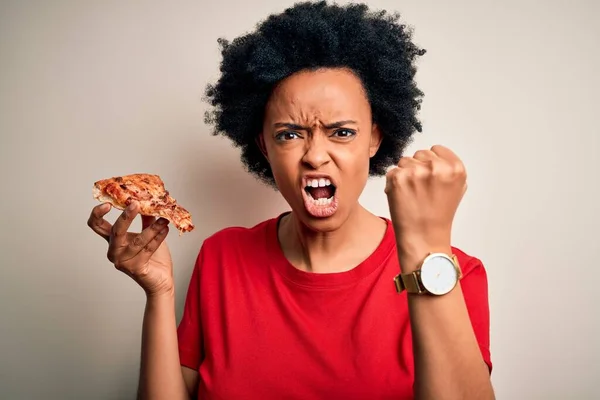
top-left (384, 145), bottom-right (467, 268)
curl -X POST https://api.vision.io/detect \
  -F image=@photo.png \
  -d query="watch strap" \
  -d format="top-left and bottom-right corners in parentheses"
top-left (393, 270), bottom-right (426, 294)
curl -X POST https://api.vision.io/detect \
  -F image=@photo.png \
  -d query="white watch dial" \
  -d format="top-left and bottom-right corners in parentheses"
top-left (420, 254), bottom-right (459, 295)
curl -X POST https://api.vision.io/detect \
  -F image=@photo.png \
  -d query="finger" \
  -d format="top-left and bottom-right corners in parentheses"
top-left (122, 218), bottom-right (170, 261)
top-left (397, 156), bottom-right (423, 168)
top-left (141, 215), bottom-right (156, 230)
top-left (430, 145), bottom-right (460, 163)
top-left (413, 149), bottom-right (438, 162)
top-left (118, 225), bottom-right (169, 272)
top-left (394, 156), bottom-right (432, 183)
top-left (87, 203), bottom-right (113, 241)
top-left (385, 164), bottom-right (415, 194)
top-left (111, 201), bottom-right (139, 247)
top-left (431, 145), bottom-right (467, 179)
top-left (142, 224), bottom-right (169, 255)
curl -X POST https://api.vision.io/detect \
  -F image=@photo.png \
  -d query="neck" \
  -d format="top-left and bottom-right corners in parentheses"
top-left (279, 205), bottom-right (385, 273)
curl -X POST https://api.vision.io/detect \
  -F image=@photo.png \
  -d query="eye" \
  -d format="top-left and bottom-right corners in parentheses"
top-left (275, 131), bottom-right (301, 141)
top-left (332, 129), bottom-right (356, 138)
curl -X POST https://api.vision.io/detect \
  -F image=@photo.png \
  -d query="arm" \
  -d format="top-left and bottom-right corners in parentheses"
top-left (399, 246), bottom-right (494, 400)
top-left (384, 145), bottom-right (494, 399)
top-left (87, 202), bottom-right (200, 400)
top-left (137, 293), bottom-right (196, 400)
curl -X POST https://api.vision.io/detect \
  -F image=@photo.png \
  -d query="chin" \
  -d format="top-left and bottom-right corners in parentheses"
top-left (294, 213), bottom-right (342, 233)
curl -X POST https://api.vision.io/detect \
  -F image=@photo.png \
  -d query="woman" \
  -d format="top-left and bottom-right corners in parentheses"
top-left (87, 2), bottom-right (493, 399)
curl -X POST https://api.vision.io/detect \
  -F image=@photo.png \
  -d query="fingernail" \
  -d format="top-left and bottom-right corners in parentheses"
top-left (127, 202), bottom-right (136, 211)
top-left (157, 218), bottom-right (168, 225)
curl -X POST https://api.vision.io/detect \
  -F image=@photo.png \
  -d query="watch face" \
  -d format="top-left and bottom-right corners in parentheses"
top-left (420, 254), bottom-right (459, 295)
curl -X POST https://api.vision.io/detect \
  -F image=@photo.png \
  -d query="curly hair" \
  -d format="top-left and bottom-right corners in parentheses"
top-left (204, 1), bottom-right (426, 186)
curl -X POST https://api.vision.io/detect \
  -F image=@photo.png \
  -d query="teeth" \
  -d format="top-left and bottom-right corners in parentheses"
top-left (305, 177), bottom-right (335, 207)
top-left (307, 195), bottom-right (334, 206)
top-left (307, 178), bottom-right (332, 188)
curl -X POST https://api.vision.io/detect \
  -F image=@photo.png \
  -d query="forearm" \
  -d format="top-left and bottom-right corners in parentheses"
top-left (401, 248), bottom-right (494, 400)
top-left (137, 292), bottom-right (189, 400)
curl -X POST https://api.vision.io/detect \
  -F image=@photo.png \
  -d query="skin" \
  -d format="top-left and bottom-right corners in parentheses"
top-left (87, 67), bottom-right (494, 399)
top-left (257, 68), bottom-right (387, 273)
top-left (385, 146), bottom-right (495, 399)
top-left (87, 207), bottom-right (194, 399)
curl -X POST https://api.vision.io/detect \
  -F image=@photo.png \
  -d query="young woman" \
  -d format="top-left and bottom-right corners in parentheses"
top-left (87, 2), bottom-right (493, 399)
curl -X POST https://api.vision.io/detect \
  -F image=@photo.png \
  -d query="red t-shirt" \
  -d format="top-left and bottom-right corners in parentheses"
top-left (177, 214), bottom-right (492, 399)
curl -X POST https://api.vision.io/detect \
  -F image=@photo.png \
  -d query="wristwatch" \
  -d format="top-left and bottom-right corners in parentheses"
top-left (393, 253), bottom-right (462, 295)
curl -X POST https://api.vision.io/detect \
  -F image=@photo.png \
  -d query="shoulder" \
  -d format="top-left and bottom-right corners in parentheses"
top-left (193, 216), bottom-right (277, 263)
top-left (451, 246), bottom-right (487, 278)
top-left (206, 217), bottom-right (273, 247)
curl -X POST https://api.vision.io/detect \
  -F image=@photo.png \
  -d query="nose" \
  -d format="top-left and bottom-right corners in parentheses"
top-left (301, 136), bottom-right (331, 169)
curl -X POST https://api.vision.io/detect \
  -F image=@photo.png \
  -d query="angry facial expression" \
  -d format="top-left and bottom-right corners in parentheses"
top-left (259, 68), bottom-right (382, 232)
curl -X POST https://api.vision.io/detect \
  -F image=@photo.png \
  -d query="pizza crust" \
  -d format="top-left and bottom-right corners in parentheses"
top-left (92, 173), bottom-right (195, 234)
top-left (92, 186), bottom-right (120, 207)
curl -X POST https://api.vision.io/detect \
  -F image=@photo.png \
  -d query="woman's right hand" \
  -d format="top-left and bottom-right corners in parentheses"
top-left (87, 201), bottom-right (175, 297)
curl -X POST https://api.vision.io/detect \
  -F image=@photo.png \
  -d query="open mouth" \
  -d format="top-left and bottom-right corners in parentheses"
top-left (304, 178), bottom-right (336, 206)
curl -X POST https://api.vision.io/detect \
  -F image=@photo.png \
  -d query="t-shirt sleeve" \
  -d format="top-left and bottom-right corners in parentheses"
top-left (459, 256), bottom-right (493, 373)
top-left (177, 246), bottom-right (205, 370)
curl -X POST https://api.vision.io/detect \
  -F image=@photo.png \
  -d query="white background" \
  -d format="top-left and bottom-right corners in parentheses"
top-left (1, 0), bottom-right (598, 398)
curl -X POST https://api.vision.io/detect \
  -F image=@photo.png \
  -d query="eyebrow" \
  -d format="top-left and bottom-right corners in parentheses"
top-left (273, 120), bottom-right (357, 130)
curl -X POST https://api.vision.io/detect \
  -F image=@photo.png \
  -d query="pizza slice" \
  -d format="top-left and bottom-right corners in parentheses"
top-left (93, 173), bottom-right (194, 234)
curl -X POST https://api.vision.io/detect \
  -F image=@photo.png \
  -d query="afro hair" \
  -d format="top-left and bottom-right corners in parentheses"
top-left (204, 1), bottom-right (426, 186)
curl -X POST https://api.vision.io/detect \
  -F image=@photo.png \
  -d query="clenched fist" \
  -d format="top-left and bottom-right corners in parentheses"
top-left (385, 145), bottom-right (467, 270)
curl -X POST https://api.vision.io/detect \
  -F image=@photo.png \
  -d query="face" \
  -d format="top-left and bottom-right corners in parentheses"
top-left (259, 68), bottom-right (382, 232)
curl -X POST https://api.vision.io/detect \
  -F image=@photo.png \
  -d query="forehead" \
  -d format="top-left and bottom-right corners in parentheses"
top-left (265, 68), bottom-right (371, 121)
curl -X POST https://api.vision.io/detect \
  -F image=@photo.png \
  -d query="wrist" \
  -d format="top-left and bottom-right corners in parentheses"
top-left (396, 238), bottom-right (452, 273)
top-left (145, 288), bottom-right (176, 304)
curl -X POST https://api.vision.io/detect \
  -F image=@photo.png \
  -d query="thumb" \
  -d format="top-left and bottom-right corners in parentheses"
top-left (141, 215), bottom-right (156, 230)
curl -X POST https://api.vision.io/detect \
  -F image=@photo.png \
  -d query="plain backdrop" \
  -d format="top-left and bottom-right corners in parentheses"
top-left (1, 0), bottom-right (598, 399)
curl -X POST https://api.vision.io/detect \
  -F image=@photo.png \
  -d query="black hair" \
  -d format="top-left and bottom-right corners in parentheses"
top-left (204, 0), bottom-right (426, 186)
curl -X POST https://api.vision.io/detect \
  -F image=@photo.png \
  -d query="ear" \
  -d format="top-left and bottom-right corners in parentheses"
top-left (256, 133), bottom-right (269, 160)
top-left (369, 123), bottom-right (383, 158)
